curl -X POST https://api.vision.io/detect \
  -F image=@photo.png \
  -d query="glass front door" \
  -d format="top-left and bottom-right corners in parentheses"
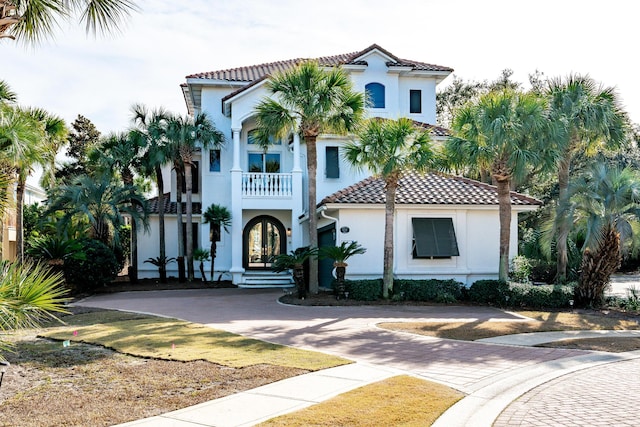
top-left (244, 216), bottom-right (286, 269)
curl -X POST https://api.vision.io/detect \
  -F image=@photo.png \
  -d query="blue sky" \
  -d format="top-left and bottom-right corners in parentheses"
top-left (2, 0), bottom-right (638, 134)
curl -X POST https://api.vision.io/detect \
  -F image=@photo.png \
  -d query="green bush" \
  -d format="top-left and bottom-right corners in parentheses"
top-left (467, 280), bottom-right (510, 305)
top-left (63, 239), bottom-right (120, 293)
top-left (345, 279), bottom-right (383, 301)
top-left (509, 255), bottom-right (532, 283)
top-left (508, 283), bottom-right (574, 309)
top-left (393, 279), bottom-right (464, 303)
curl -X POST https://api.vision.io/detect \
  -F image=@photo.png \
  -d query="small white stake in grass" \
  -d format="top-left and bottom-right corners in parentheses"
top-left (63, 340), bottom-right (71, 347)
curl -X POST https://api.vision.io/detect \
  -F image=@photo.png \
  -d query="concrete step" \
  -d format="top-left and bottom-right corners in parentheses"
top-left (239, 272), bottom-right (294, 288)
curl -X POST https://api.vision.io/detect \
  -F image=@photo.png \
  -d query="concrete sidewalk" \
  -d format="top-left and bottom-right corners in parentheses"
top-left (74, 289), bottom-right (640, 426)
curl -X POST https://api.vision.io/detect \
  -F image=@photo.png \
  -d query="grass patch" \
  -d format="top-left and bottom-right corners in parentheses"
top-left (537, 337), bottom-right (640, 353)
top-left (379, 311), bottom-right (640, 341)
top-left (41, 311), bottom-right (349, 370)
top-left (258, 375), bottom-right (463, 427)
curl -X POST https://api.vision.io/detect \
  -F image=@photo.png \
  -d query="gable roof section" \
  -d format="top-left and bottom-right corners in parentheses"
top-left (320, 172), bottom-right (541, 207)
top-left (187, 44), bottom-right (453, 82)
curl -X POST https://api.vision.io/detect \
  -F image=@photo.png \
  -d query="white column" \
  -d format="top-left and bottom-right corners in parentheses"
top-left (292, 133), bottom-right (301, 172)
top-left (291, 132), bottom-right (303, 249)
top-left (229, 128), bottom-right (244, 283)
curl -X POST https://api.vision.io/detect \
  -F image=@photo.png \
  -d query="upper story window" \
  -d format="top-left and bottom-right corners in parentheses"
top-left (209, 149), bottom-right (221, 172)
top-left (365, 82), bottom-right (385, 109)
top-left (412, 218), bottom-right (459, 259)
top-left (410, 90), bottom-right (422, 114)
top-left (248, 153), bottom-right (280, 173)
top-left (325, 146), bottom-right (340, 179)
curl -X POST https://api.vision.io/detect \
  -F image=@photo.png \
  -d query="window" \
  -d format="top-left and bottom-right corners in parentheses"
top-left (247, 129), bottom-right (281, 145)
top-left (365, 82), bottom-right (385, 108)
top-left (412, 218), bottom-right (459, 258)
top-left (209, 149), bottom-right (221, 172)
top-left (181, 223), bottom-right (199, 253)
top-left (325, 146), bottom-right (340, 178)
top-left (410, 90), bottom-right (422, 114)
top-left (181, 161), bottom-right (199, 194)
top-left (248, 153), bottom-right (280, 173)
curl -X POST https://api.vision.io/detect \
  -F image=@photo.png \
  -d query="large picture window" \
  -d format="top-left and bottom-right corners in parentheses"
top-left (248, 153), bottom-right (280, 173)
top-left (412, 218), bottom-right (459, 259)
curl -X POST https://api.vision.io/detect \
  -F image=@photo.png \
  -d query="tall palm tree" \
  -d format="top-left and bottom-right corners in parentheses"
top-left (255, 61), bottom-right (365, 294)
top-left (202, 203), bottom-right (231, 281)
top-left (166, 112), bottom-right (224, 281)
top-left (0, 80), bottom-right (17, 104)
top-left (445, 89), bottom-right (549, 281)
top-left (132, 104), bottom-right (171, 282)
top-left (1, 0), bottom-right (138, 44)
top-left (45, 172), bottom-right (148, 247)
top-left (565, 163), bottom-right (640, 307)
top-left (546, 75), bottom-right (627, 283)
top-left (343, 118), bottom-right (436, 298)
top-left (100, 130), bottom-right (145, 281)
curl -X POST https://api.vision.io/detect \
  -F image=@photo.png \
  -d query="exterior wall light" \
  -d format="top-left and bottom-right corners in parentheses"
top-left (340, 226), bottom-right (350, 233)
top-left (286, 228), bottom-right (292, 237)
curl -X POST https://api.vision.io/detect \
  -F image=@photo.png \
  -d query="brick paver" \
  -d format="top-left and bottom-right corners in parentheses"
top-left (494, 358), bottom-right (640, 426)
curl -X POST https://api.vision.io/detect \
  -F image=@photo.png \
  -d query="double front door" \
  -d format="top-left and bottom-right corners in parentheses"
top-left (243, 216), bottom-right (286, 269)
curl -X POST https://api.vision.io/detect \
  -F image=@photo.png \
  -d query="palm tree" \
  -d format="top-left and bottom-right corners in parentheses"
top-left (132, 104), bottom-right (171, 282)
top-left (1, 0), bottom-right (138, 44)
top-left (445, 89), bottom-right (549, 282)
top-left (565, 164), bottom-right (640, 307)
top-left (255, 61), bottom-right (365, 294)
top-left (166, 112), bottom-right (224, 281)
top-left (202, 203), bottom-right (231, 281)
top-left (546, 75), bottom-right (627, 283)
top-left (344, 118), bottom-right (436, 298)
top-left (0, 80), bottom-right (17, 104)
top-left (45, 172), bottom-right (148, 247)
top-left (100, 130), bottom-right (145, 281)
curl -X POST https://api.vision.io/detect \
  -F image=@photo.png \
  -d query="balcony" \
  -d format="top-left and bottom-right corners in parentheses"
top-left (241, 173), bottom-right (292, 197)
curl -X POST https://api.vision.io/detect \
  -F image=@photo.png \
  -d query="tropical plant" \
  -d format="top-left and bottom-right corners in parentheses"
top-left (45, 172), bottom-right (148, 247)
top-left (166, 112), bottom-right (224, 281)
top-left (0, 259), bottom-right (68, 358)
top-left (255, 61), bottom-right (365, 295)
top-left (0, 0), bottom-right (138, 45)
top-left (26, 234), bottom-right (84, 265)
top-left (564, 164), bottom-right (640, 307)
top-left (445, 89), bottom-right (550, 282)
top-left (193, 248), bottom-right (210, 282)
top-left (63, 238), bottom-right (120, 291)
top-left (202, 203), bottom-right (231, 282)
top-left (545, 75), bottom-right (627, 283)
top-left (344, 117), bottom-right (436, 298)
top-left (132, 104), bottom-right (171, 282)
top-left (319, 240), bottom-right (366, 265)
top-left (273, 246), bottom-right (318, 299)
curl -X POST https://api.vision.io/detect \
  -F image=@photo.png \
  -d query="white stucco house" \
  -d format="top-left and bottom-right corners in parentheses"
top-left (136, 44), bottom-right (541, 286)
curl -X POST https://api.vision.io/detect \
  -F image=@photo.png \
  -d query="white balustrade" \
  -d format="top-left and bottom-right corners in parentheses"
top-left (241, 173), bottom-right (293, 197)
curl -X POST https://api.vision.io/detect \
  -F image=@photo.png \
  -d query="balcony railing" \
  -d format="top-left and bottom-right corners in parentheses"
top-left (241, 173), bottom-right (292, 197)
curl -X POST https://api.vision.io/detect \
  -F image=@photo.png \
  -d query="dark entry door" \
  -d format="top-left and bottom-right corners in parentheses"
top-left (318, 224), bottom-right (336, 288)
top-left (244, 216), bottom-right (286, 269)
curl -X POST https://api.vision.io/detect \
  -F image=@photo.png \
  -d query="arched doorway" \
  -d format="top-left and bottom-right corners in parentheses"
top-left (243, 215), bottom-right (286, 270)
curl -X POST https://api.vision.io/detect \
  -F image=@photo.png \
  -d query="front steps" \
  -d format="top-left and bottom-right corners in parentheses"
top-left (238, 271), bottom-right (294, 288)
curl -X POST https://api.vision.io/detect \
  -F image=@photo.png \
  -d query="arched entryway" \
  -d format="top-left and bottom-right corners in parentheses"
top-left (243, 215), bottom-right (286, 270)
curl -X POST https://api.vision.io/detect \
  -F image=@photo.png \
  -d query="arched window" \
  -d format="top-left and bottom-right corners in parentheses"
top-left (365, 82), bottom-right (385, 109)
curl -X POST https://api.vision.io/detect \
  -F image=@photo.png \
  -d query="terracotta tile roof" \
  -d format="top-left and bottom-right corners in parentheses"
top-left (412, 120), bottom-right (451, 137)
top-left (147, 193), bottom-right (202, 215)
top-left (187, 44), bottom-right (453, 82)
top-left (320, 173), bottom-right (542, 206)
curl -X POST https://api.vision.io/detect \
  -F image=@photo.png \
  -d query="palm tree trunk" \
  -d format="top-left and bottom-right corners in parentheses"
top-left (382, 179), bottom-right (398, 298)
top-left (130, 219), bottom-right (138, 283)
top-left (15, 177), bottom-right (25, 263)
top-left (156, 165), bottom-right (167, 283)
top-left (577, 227), bottom-right (620, 308)
top-left (184, 161), bottom-right (195, 281)
top-left (210, 235), bottom-right (217, 281)
top-left (496, 178), bottom-right (512, 282)
top-left (305, 135), bottom-right (319, 294)
top-left (175, 163), bottom-right (185, 282)
top-left (555, 156), bottom-right (571, 282)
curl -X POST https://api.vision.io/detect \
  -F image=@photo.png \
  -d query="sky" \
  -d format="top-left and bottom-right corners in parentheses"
top-left (2, 0), bottom-right (639, 136)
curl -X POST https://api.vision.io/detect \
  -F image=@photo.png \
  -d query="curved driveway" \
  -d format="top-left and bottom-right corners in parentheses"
top-left (76, 288), bottom-right (640, 426)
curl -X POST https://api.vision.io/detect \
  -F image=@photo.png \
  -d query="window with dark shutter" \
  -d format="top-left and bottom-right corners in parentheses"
top-left (412, 218), bottom-right (459, 258)
top-left (410, 90), bottom-right (422, 114)
top-left (326, 146), bottom-right (340, 178)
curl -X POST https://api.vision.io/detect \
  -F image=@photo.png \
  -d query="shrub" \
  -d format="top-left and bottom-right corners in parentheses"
top-left (467, 280), bottom-right (510, 305)
top-left (508, 283), bottom-right (574, 309)
top-left (63, 239), bottom-right (120, 293)
top-left (509, 256), bottom-right (532, 283)
top-left (393, 279), bottom-right (464, 303)
top-left (345, 279), bottom-right (383, 301)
